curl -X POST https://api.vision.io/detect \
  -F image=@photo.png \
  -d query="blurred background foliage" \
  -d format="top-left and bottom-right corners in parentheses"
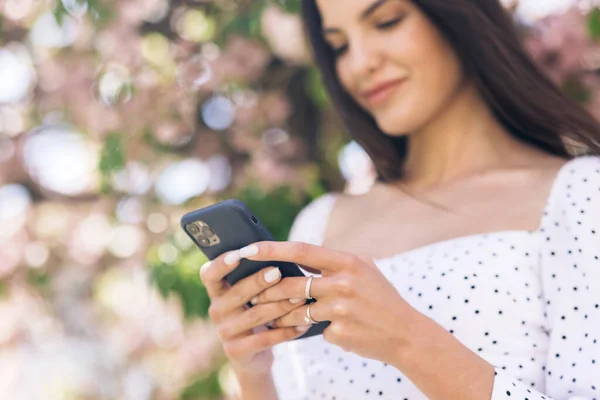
top-left (2, 0), bottom-right (600, 398)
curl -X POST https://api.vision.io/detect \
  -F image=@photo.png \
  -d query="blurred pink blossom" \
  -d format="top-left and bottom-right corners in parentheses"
top-left (524, 7), bottom-right (592, 83)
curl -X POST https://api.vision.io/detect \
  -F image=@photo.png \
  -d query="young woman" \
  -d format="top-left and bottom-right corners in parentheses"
top-left (199, 0), bottom-right (600, 399)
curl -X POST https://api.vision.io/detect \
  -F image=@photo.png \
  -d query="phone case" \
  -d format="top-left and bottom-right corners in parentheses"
top-left (180, 198), bottom-right (330, 340)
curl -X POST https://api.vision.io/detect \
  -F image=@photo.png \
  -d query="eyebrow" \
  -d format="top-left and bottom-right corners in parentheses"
top-left (322, 0), bottom-right (392, 35)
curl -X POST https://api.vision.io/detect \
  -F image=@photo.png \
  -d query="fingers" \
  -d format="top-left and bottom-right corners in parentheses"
top-left (223, 325), bottom-right (312, 362)
top-left (213, 266), bottom-right (283, 319)
top-left (240, 241), bottom-right (358, 276)
top-left (199, 249), bottom-right (244, 298)
top-left (270, 299), bottom-right (331, 329)
top-left (217, 299), bottom-right (307, 341)
top-left (198, 248), bottom-right (314, 371)
top-left (248, 276), bottom-right (307, 305)
top-left (251, 275), bottom-right (344, 305)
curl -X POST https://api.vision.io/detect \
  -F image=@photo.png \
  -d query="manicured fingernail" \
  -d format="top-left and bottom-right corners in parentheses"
top-left (224, 250), bottom-right (240, 265)
top-left (264, 267), bottom-right (281, 283)
top-left (289, 298), bottom-right (304, 304)
top-left (251, 296), bottom-right (258, 305)
top-left (296, 325), bottom-right (311, 332)
top-left (239, 244), bottom-right (259, 258)
top-left (200, 261), bottom-right (212, 274)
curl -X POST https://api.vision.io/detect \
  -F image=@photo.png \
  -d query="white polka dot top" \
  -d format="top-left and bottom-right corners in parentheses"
top-left (270, 155), bottom-right (600, 400)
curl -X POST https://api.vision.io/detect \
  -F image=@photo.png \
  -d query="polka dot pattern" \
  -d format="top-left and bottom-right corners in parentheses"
top-left (271, 155), bottom-right (600, 400)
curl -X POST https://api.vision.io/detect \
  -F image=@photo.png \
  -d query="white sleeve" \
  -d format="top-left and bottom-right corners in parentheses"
top-left (491, 156), bottom-right (600, 399)
top-left (286, 192), bottom-right (338, 245)
top-left (270, 192), bottom-right (338, 400)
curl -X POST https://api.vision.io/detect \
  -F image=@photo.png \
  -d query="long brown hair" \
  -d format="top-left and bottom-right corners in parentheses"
top-left (301, 0), bottom-right (600, 182)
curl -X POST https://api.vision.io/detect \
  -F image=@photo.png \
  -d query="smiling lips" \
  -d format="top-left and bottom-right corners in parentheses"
top-left (361, 78), bottom-right (406, 107)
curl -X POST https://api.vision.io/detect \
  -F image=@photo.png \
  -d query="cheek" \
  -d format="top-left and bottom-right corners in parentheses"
top-left (410, 40), bottom-right (462, 110)
top-left (336, 63), bottom-right (353, 94)
top-left (418, 36), bottom-right (463, 100)
top-left (378, 25), bottom-right (464, 133)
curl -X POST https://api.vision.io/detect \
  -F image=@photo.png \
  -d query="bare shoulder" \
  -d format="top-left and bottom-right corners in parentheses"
top-left (529, 154), bottom-right (571, 182)
top-left (535, 153), bottom-right (571, 169)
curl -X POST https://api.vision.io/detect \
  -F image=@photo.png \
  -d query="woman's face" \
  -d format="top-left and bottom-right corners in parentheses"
top-left (316, 0), bottom-right (466, 135)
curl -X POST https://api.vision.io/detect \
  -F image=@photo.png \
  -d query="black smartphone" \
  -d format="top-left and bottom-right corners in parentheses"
top-left (180, 198), bottom-right (330, 340)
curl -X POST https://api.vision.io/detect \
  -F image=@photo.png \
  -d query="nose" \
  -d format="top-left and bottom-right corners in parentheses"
top-left (347, 36), bottom-right (384, 79)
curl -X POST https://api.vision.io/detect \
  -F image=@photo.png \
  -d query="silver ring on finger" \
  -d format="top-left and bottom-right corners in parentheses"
top-left (305, 276), bottom-right (315, 299)
top-left (304, 302), bottom-right (318, 325)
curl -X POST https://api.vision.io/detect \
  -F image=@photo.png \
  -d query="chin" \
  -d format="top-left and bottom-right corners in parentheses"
top-left (362, 94), bottom-right (424, 136)
top-left (372, 110), bottom-right (420, 137)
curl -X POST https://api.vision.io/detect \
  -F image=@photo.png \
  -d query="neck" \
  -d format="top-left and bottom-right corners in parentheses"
top-left (400, 81), bottom-right (537, 190)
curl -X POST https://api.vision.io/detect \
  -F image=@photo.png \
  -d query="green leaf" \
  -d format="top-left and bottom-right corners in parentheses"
top-left (27, 270), bottom-right (50, 289)
top-left (99, 132), bottom-right (126, 193)
top-left (0, 281), bottom-right (8, 298)
top-left (589, 8), bottom-right (600, 40)
top-left (148, 247), bottom-right (211, 320)
top-left (86, 0), bottom-right (114, 27)
top-left (221, 14), bottom-right (255, 38)
top-left (218, 0), bottom-right (266, 41)
top-left (305, 67), bottom-right (331, 110)
top-left (179, 369), bottom-right (223, 400)
top-left (99, 132), bottom-right (126, 174)
top-left (150, 264), bottom-right (178, 296)
top-left (306, 179), bottom-right (327, 200)
top-left (276, 0), bottom-right (301, 14)
top-left (52, 2), bottom-right (68, 26)
top-left (53, 0), bottom-right (113, 28)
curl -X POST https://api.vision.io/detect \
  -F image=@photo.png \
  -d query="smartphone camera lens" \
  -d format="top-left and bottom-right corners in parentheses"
top-left (187, 224), bottom-right (200, 235)
top-left (185, 221), bottom-right (219, 247)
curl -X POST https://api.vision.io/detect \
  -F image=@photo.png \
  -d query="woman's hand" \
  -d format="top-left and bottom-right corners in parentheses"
top-left (198, 249), bottom-right (312, 377)
top-left (235, 240), bottom-right (424, 366)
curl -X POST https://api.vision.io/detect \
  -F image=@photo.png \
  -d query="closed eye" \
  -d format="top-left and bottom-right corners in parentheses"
top-left (332, 44), bottom-right (348, 57)
top-left (330, 17), bottom-right (404, 58)
top-left (376, 17), bottom-right (403, 30)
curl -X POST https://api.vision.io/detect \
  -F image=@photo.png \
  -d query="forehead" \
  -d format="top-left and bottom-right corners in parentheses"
top-left (316, 0), bottom-right (380, 24)
top-left (315, 0), bottom-right (404, 27)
